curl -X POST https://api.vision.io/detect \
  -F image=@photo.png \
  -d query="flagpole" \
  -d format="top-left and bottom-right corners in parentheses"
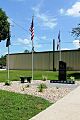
top-left (6, 27), bottom-right (11, 81)
top-left (59, 42), bottom-right (61, 61)
top-left (53, 39), bottom-right (55, 71)
top-left (32, 40), bottom-right (33, 81)
top-left (29, 15), bottom-right (34, 81)
top-left (7, 46), bottom-right (9, 80)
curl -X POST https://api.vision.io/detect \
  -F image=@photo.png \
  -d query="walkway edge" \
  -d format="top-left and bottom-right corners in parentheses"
top-left (30, 86), bottom-right (80, 120)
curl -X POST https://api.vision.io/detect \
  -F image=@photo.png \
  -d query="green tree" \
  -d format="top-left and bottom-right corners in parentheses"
top-left (72, 24), bottom-right (80, 38)
top-left (0, 8), bottom-right (10, 41)
top-left (24, 49), bottom-right (30, 53)
top-left (0, 55), bottom-right (6, 67)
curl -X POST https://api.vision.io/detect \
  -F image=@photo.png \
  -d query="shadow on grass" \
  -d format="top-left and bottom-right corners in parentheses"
top-left (67, 72), bottom-right (80, 80)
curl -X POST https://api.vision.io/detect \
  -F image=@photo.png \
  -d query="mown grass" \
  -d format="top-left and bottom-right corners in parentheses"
top-left (0, 70), bottom-right (80, 82)
top-left (0, 90), bottom-right (52, 120)
top-left (0, 70), bottom-right (58, 82)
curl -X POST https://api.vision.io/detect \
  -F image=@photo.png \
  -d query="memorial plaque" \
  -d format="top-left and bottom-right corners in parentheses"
top-left (59, 61), bottom-right (66, 81)
top-left (50, 61), bottom-right (75, 84)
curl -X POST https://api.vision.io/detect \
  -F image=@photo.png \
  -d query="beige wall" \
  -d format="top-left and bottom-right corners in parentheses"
top-left (54, 50), bottom-right (80, 70)
top-left (6, 50), bottom-right (80, 71)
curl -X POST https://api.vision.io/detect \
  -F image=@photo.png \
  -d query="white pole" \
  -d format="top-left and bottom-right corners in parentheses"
top-left (32, 40), bottom-right (33, 80)
top-left (59, 39), bottom-right (61, 61)
top-left (8, 46), bottom-right (9, 80)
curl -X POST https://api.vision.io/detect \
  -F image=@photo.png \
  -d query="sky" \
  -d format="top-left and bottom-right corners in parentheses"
top-left (0, 0), bottom-right (80, 56)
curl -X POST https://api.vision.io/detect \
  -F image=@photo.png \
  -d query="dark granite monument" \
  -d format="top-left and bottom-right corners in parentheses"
top-left (59, 61), bottom-right (66, 81)
top-left (50, 61), bottom-right (75, 84)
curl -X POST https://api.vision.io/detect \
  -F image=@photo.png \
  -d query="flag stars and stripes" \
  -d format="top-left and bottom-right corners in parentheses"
top-left (29, 17), bottom-right (34, 40)
top-left (57, 30), bottom-right (60, 50)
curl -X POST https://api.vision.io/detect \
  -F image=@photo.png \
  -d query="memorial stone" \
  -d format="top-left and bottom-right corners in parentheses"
top-left (59, 61), bottom-right (66, 81)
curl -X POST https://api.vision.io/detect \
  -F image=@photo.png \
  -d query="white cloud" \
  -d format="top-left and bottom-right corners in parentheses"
top-left (73, 39), bottom-right (80, 48)
top-left (59, 8), bottom-right (65, 14)
top-left (14, 37), bottom-right (42, 50)
top-left (60, 2), bottom-right (80, 17)
top-left (17, 38), bottom-right (31, 46)
top-left (33, 6), bottom-right (57, 29)
top-left (66, 2), bottom-right (80, 17)
top-left (61, 48), bottom-right (70, 50)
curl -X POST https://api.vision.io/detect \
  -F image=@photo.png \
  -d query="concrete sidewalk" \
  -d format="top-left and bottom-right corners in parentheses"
top-left (30, 86), bottom-right (80, 120)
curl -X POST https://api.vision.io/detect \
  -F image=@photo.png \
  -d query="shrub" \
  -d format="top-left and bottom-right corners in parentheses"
top-left (21, 85), bottom-right (25, 91)
top-left (70, 76), bottom-right (75, 80)
top-left (42, 75), bottom-right (47, 81)
top-left (25, 84), bottom-right (30, 88)
top-left (5, 80), bottom-right (11, 86)
top-left (37, 83), bottom-right (47, 92)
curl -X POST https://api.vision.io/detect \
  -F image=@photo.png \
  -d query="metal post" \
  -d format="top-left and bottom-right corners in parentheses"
top-left (53, 39), bottom-right (55, 71)
top-left (8, 46), bottom-right (9, 80)
top-left (59, 40), bottom-right (61, 61)
top-left (32, 40), bottom-right (33, 80)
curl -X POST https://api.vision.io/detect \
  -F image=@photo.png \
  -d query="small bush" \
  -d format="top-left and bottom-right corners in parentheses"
top-left (37, 83), bottom-right (47, 92)
top-left (42, 75), bottom-right (47, 81)
top-left (70, 76), bottom-right (75, 80)
top-left (25, 84), bottom-right (30, 88)
top-left (21, 85), bottom-right (25, 91)
top-left (5, 80), bottom-right (11, 86)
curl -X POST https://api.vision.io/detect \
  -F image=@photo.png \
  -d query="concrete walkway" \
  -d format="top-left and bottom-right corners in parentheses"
top-left (30, 86), bottom-right (80, 120)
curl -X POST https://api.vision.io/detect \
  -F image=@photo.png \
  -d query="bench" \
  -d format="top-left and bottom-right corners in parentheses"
top-left (20, 76), bottom-right (32, 83)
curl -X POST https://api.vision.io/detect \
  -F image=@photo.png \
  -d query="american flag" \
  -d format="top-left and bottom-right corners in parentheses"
top-left (6, 28), bottom-right (11, 47)
top-left (29, 17), bottom-right (34, 40)
top-left (57, 30), bottom-right (60, 50)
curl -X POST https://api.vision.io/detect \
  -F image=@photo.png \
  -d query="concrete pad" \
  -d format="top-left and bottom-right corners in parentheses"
top-left (30, 86), bottom-right (80, 120)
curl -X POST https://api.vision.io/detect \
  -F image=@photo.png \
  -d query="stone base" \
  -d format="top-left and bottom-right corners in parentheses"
top-left (50, 80), bottom-right (75, 84)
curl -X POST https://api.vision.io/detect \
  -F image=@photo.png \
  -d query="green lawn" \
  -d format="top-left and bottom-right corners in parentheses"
top-left (0, 70), bottom-right (58, 82)
top-left (0, 70), bottom-right (80, 82)
top-left (0, 70), bottom-right (80, 119)
top-left (0, 90), bottom-right (52, 120)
